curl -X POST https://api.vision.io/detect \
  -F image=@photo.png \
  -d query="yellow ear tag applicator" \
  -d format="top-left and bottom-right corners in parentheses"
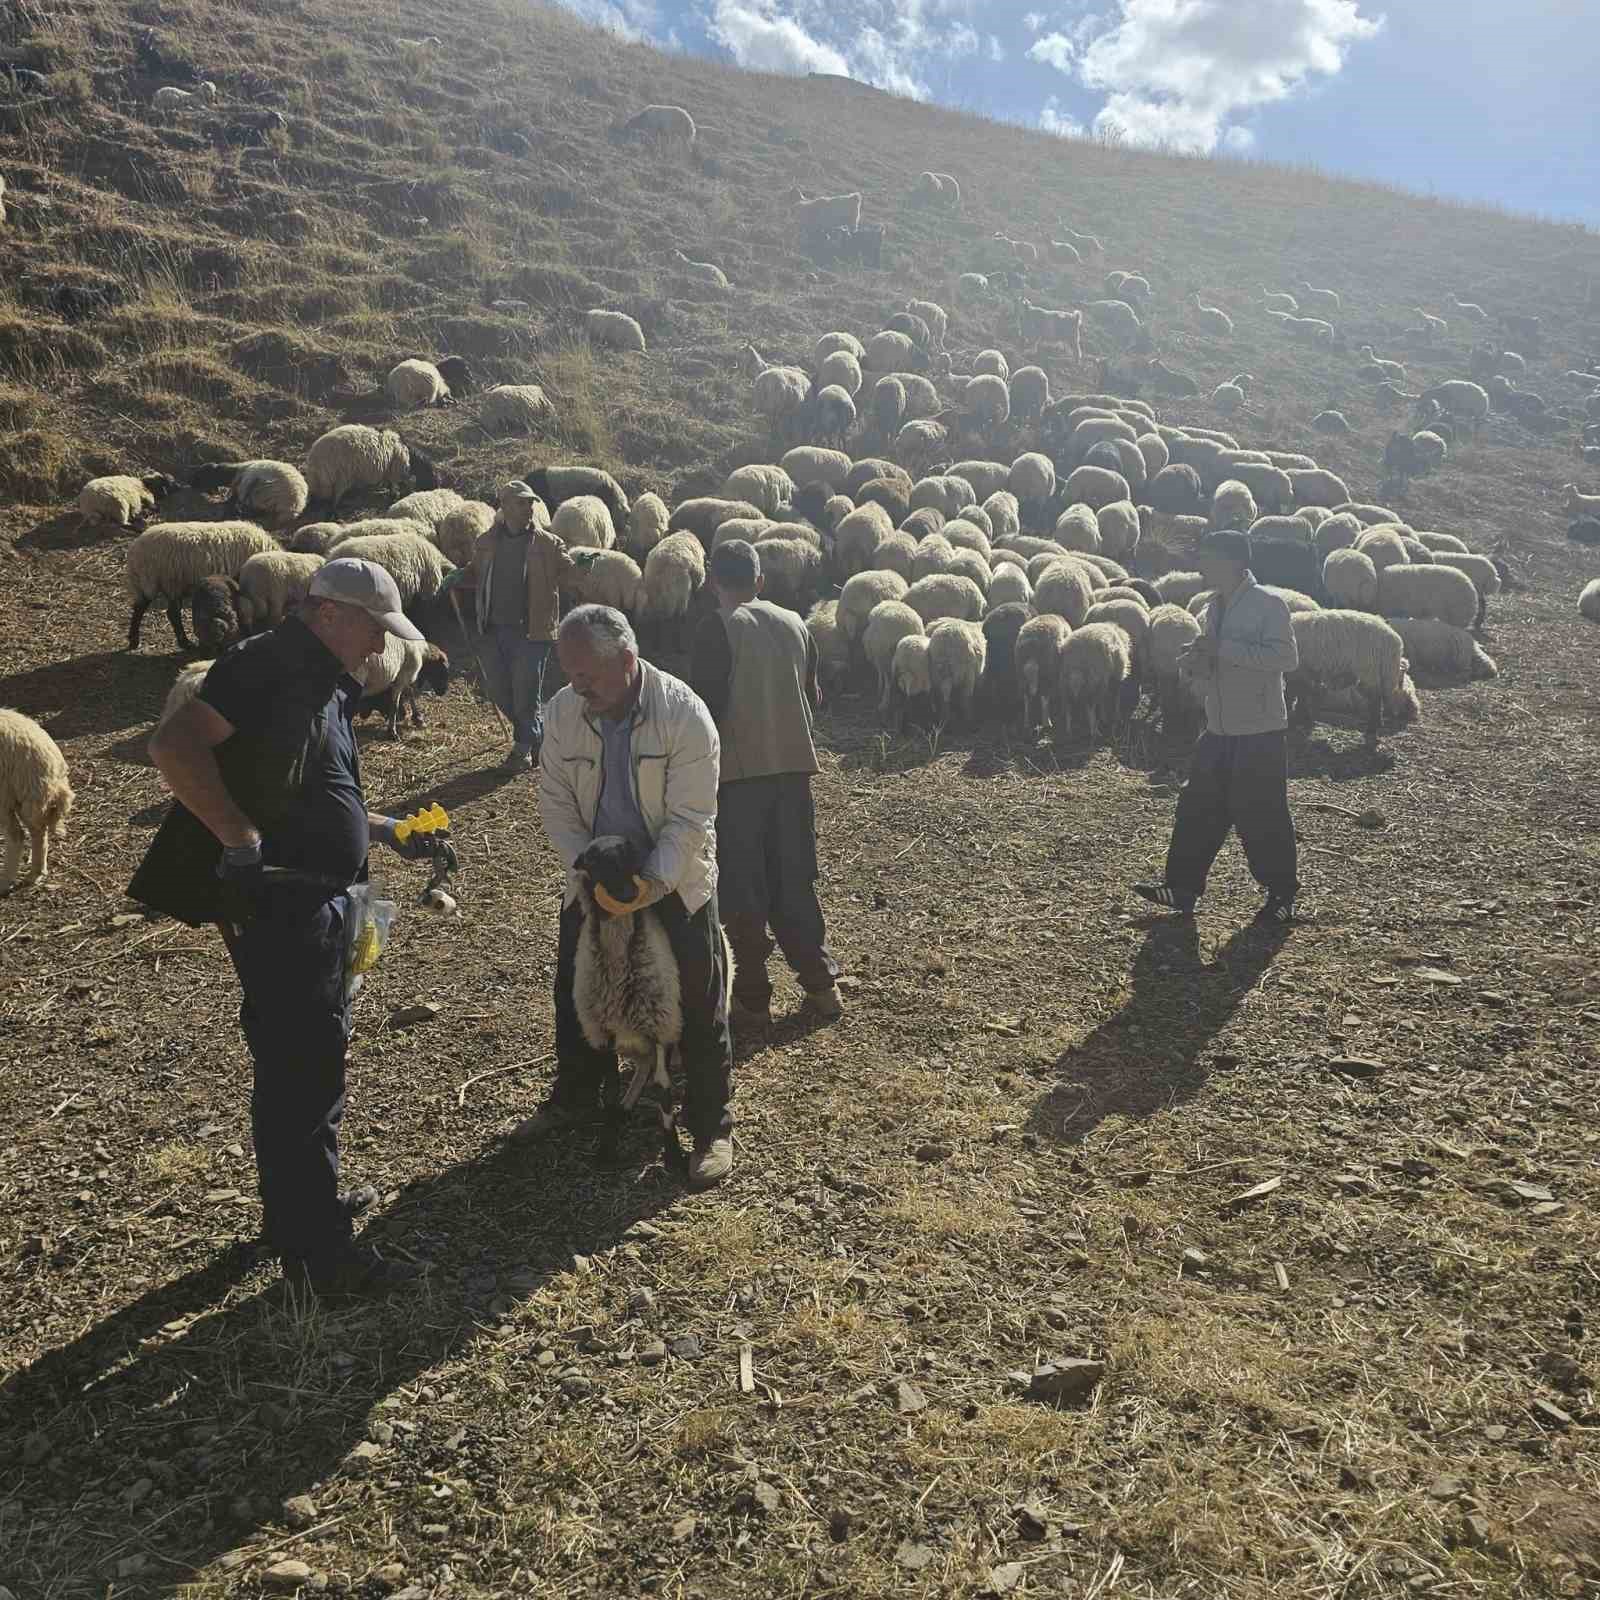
top-left (593, 875), bottom-right (651, 915)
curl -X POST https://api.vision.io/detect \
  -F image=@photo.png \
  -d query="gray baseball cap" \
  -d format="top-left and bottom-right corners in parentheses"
top-left (308, 557), bottom-right (423, 641)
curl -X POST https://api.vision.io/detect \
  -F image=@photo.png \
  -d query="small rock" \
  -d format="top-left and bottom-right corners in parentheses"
top-left (1327, 1056), bottom-right (1385, 1079)
top-left (1427, 1475), bottom-right (1467, 1500)
top-left (126, 1477), bottom-right (154, 1506)
top-left (1225, 1176), bottom-right (1282, 1208)
top-left (895, 1539), bottom-right (935, 1571)
top-left (987, 1562), bottom-right (1024, 1595)
top-left (282, 1494), bottom-right (318, 1529)
top-left (264, 1559), bottom-right (315, 1591)
top-left (894, 1380), bottom-right (928, 1414)
top-left (537, 1349), bottom-right (557, 1368)
top-left (368, 1420), bottom-right (395, 1445)
top-left (387, 1002), bottom-right (440, 1029)
top-left (670, 1514), bottom-right (696, 1542)
top-left (1537, 1352), bottom-right (1584, 1391)
top-left (914, 1142), bottom-right (953, 1163)
top-left (1024, 1359), bottom-right (1105, 1404)
top-left (828, 1506), bottom-right (854, 1542)
top-left (669, 1334), bottom-right (704, 1361)
top-left (372, 1564), bottom-right (406, 1589)
top-left (1181, 1247), bottom-right (1209, 1274)
top-left (1414, 966), bottom-right (1462, 985)
top-left (1458, 1512), bottom-right (1491, 1549)
top-left (1015, 1500), bottom-right (1051, 1540)
top-left (638, 1339), bottom-right (667, 1366)
top-left (628, 1287), bottom-right (656, 1315)
top-left (391, 1587), bottom-right (429, 1600)
top-left (346, 1441), bottom-right (382, 1468)
top-left (626, 1220), bottom-right (662, 1240)
top-left (116, 1556), bottom-right (148, 1578)
top-left (747, 1479), bottom-right (781, 1515)
top-left (1339, 1463), bottom-right (1375, 1492)
top-left (1530, 1398), bottom-right (1573, 1430)
top-left (1484, 1424), bottom-right (1507, 1442)
top-left (560, 1375), bottom-right (593, 1400)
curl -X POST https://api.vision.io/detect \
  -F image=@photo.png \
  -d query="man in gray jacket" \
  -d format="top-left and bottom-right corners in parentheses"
top-left (689, 541), bottom-right (842, 1031)
top-left (525, 605), bottom-right (735, 1187)
top-left (1135, 531), bottom-right (1301, 924)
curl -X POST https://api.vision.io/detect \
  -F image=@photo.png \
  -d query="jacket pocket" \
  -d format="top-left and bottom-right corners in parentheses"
top-left (636, 752), bottom-right (668, 827)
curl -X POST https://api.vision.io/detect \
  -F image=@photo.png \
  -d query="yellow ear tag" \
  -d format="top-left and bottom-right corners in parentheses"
top-left (593, 874), bottom-right (650, 916)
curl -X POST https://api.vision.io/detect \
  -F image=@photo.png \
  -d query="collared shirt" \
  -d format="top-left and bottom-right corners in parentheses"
top-left (197, 617), bottom-right (369, 882)
top-left (592, 678), bottom-right (655, 859)
top-left (1191, 572), bottom-right (1298, 737)
top-left (486, 528), bottom-right (532, 626)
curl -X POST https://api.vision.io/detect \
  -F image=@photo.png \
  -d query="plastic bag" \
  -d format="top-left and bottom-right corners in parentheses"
top-left (345, 881), bottom-right (398, 1000)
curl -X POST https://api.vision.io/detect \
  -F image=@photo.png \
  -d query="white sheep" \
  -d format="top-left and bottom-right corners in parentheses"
top-left (1015, 615), bottom-right (1070, 734)
top-left (304, 425), bottom-right (414, 507)
top-left (805, 600), bottom-right (850, 695)
top-left (1058, 622), bottom-right (1133, 743)
top-left (983, 490), bottom-right (1021, 539)
top-left (125, 521), bottom-right (279, 650)
top-left (816, 349), bottom-right (863, 396)
top-left (574, 549), bottom-right (647, 613)
top-left (941, 519), bottom-right (991, 560)
top-left (988, 564), bottom-right (1032, 610)
top-left (865, 329), bottom-right (918, 373)
top-left (815, 332), bottom-right (866, 362)
top-left (641, 532), bottom-right (705, 636)
top-left (623, 104), bottom-right (697, 144)
top-left (926, 618), bottom-right (987, 726)
top-left (628, 492), bottom-right (671, 556)
top-left (586, 309), bottom-right (647, 354)
top-left (869, 532), bottom-right (917, 582)
top-left (386, 487), bottom-right (466, 531)
top-left (782, 447), bottom-right (853, 495)
top-left (912, 534), bottom-right (955, 581)
top-left (1033, 560), bottom-right (1094, 626)
top-left (956, 272), bottom-right (990, 303)
top-left (1288, 610), bottom-right (1419, 750)
top-left (839, 568), bottom-right (910, 654)
top-left (1322, 547), bottom-right (1378, 610)
top-left (891, 632), bottom-right (932, 725)
top-left (330, 531), bottom-right (454, 608)
top-left (671, 250), bottom-right (728, 289)
top-left (1005, 452), bottom-right (1054, 506)
top-left (903, 573), bottom-right (984, 626)
top-left (747, 347), bottom-right (811, 440)
top-left (907, 298), bottom-right (949, 348)
top-left (1419, 380), bottom-right (1490, 435)
top-left (1389, 617), bottom-right (1497, 680)
top-left (1428, 552), bottom-right (1500, 625)
top-left (1211, 479), bottom-right (1257, 529)
top-left (722, 464), bottom-right (794, 517)
top-left (78, 472), bottom-right (178, 530)
top-left (0, 709), bottom-right (74, 894)
top-left (910, 474), bottom-right (976, 519)
top-left (158, 659), bottom-right (214, 728)
top-left (834, 504), bottom-right (895, 578)
top-left (432, 500), bottom-right (498, 567)
top-left (238, 550), bottom-right (324, 628)
top-left (1064, 465), bottom-right (1129, 510)
top-left (1144, 603), bottom-right (1202, 728)
top-left (153, 81), bottom-right (218, 111)
top-left (668, 497), bottom-right (763, 544)
top-left (1153, 570), bottom-right (1207, 607)
top-left (549, 494), bottom-right (617, 550)
top-left (1082, 299), bottom-right (1144, 347)
top-left (1378, 562), bottom-right (1478, 630)
top-left (1355, 527), bottom-right (1409, 572)
top-left (790, 189), bottom-right (862, 232)
top-left (1054, 505), bottom-right (1101, 554)
top-left (480, 384), bottom-right (556, 433)
top-left (1083, 597), bottom-right (1149, 668)
top-left (1414, 530), bottom-right (1469, 554)
top-left (752, 537), bottom-right (822, 607)
top-left (1581, 580), bottom-right (1600, 621)
top-left (1287, 467), bottom-right (1350, 510)
top-left (357, 635), bottom-right (450, 737)
top-left (386, 359), bottom-right (452, 410)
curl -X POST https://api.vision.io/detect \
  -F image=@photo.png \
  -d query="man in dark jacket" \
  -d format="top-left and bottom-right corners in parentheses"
top-left (689, 540), bottom-right (841, 1031)
top-left (135, 559), bottom-right (436, 1294)
top-left (1135, 530), bottom-right (1302, 924)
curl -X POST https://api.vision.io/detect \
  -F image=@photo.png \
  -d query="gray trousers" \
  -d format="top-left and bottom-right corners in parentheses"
top-left (476, 625), bottom-right (550, 748)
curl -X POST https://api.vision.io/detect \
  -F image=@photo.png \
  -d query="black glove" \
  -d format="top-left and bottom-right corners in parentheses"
top-left (373, 817), bottom-right (435, 862)
top-left (217, 840), bottom-right (263, 931)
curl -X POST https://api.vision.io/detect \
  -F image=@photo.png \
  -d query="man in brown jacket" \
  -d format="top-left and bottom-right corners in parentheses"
top-left (472, 480), bottom-right (579, 771)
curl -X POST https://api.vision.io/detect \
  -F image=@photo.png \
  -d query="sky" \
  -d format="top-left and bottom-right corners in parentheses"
top-left (549, 0), bottom-right (1600, 225)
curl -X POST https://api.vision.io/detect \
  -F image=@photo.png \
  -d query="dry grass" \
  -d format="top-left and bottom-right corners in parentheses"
top-left (2, 0), bottom-right (1598, 1597)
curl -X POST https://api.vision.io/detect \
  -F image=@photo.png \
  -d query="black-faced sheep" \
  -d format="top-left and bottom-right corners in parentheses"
top-left (356, 636), bottom-right (451, 738)
top-left (79, 472), bottom-right (181, 531)
top-left (125, 522), bottom-right (279, 650)
top-left (1286, 610), bottom-right (1419, 751)
top-left (190, 459), bottom-right (310, 530)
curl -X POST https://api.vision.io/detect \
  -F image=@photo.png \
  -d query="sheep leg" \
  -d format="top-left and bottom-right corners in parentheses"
top-left (166, 599), bottom-right (195, 652)
top-left (0, 824), bottom-right (21, 894)
top-left (25, 820), bottom-right (48, 885)
top-left (128, 598), bottom-right (150, 651)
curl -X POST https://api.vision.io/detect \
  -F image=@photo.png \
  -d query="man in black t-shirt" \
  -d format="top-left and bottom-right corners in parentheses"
top-left (139, 559), bottom-right (435, 1295)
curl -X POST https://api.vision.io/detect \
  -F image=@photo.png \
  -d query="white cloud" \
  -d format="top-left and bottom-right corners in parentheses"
top-left (1077, 0), bottom-right (1383, 152)
top-left (943, 22), bottom-right (980, 56)
top-left (988, 33), bottom-right (1006, 60)
top-left (1026, 30), bottom-right (1077, 70)
top-left (707, 0), bottom-right (850, 74)
top-left (1222, 123), bottom-right (1256, 151)
top-left (1039, 95), bottom-right (1084, 136)
top-left (1023, 9), bottom-right (1046, 29)
top-left (552, 0), bottom-right (660, 40)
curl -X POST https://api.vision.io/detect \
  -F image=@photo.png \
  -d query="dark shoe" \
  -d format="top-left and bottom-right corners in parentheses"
top-left (341, 1184), bottom-right (379, 1220)
top-left (1255, 895), bottom-right (1301, 925)
top-left (282, 1241), bottom-right (421, 1296)
top-left (501, 743), bottom-right (533, 773)
top-left (729, 1000), bottom-right (772, 1035)
top-left (800, 985), bottom-right (844, 1020)
top-left (1134, 883), bottom-right (1196, 914)
top-left (688, 1136), bottom-right (733, 1189)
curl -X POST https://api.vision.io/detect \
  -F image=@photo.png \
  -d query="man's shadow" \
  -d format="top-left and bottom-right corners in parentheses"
top-left (0, 1128), bottom-right (682, 1596)
top-left (1027, 915), bottom-right (1290, 1146)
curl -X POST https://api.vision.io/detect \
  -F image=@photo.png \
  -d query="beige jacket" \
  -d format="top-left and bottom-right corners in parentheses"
top-left (472, 522), bottom-right (576, 642)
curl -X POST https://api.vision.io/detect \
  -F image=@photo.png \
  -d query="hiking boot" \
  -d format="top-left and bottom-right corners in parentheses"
top-left (282, 1241), bottom-right (421, 1296)
top-left (800, 985), bottom-right (844, 1020)
top-left (688, 1136), bottom-right (733, 1189)
top-left (729, 1000), bottom-right (772, 1035)
top-left (511, 1097), bottom-right (594, 1141)
top-left (1133, 883), bottom-right (1196, 914)
top-left (501, 743), bottom-right (534, 773)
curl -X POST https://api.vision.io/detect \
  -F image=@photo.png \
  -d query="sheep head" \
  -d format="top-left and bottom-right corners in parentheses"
top-left (418, 645), bottom-right (451, 697)
top-left (576, 834), bottom-right (649, 918)
top-left (190, 576), bottom-right (244, 651)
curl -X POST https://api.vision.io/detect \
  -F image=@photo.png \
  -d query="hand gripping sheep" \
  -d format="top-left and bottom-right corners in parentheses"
top-left (573, 835), bottom-right (734, 1175)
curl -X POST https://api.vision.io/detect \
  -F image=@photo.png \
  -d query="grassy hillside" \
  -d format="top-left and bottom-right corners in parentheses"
top-left (2, 2), bottom-right (1599, 1599)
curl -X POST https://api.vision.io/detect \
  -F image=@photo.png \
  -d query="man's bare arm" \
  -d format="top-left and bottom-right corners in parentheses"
top-left (148, 700), bottom-right (261, 848)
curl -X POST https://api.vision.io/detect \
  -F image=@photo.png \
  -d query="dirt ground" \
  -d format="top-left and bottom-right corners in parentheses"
top-left (3, 0), bottom-right (1599, 1595)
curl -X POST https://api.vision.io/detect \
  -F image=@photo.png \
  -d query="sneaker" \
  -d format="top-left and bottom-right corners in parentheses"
top-left (510, 1097), bottom-right (593, 1141)
top-left (729, 1000), bottom-right (772, 1034)
top-left (1133, 883), bottom-right (1197, 914)
top-left (341, 1184), bottom-right (379, 1220)
top-left (1255, 895), bottom-right (1299, 925)
top-left (501, 743), bottom-right (533, 773)
top-left (688, 1136), bottom-right (733, 1189)
top-left (282, 1241), bottom-right (421, 1296)
top-left (800, 985), bottom-right (844, 1020)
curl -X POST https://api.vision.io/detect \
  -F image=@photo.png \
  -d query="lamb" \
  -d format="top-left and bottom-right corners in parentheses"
top-left (551, 495), bottom-right (618, 550)
top-left (304, 425), bottom-right (418, 507)
top-left (78, 472), bottom-right (180, 531)
top-left (586, 309), bottom-right (647, 354)
top-left (623, 105), bottom-right (697, 144)
top-left (805, 600), bottom-right (850, 696)
top-left (1377, 561), bottom-right (1478, 631)
top-left (432, 501), bottom-right (498, 566)
top-left (153, 81), bottom-right (218, 111)
top-left (1057, 622), bottom-right (1133, 743)
top-left (238, 550), bottom-right (325, 628)
top-left (926, 618), bottom-right (987, 727)
top-left (1015, 615), bottom-right (1071, 734)
top-left (356, 636), bottom-right (451, 738)
top-left (1287, 610), bottom-right (1419, 750)
top-left (190, 459), bottom-right (310, 530)
top-left (480, 384), bottom-right (556, 432)
top-left (125, 521), bottom-right (279, 650)
top-left (522, 465), bottom-right (630, 530)
top-left (1193, 294), bottom-right (1233, 336)
top-left (891, 633), bottom-right (932, 727)
top-left (573, 834), bottom-right (731, 1175)
top-left (903, 573), bottom-right (985, 626)
top-left (1389, 617), bottom-right (1497, 680)
top-left (386, 358), bottom-right (454, 409)
top-left (1322, 547), bottom-right (1378, 611)
top-left (641, 532), bottom-right (706, 642)
top-left (629, 492), bottom-right (671, 556)
top-left (1581, 579), bottom-right (1600, 622)
top-left (0, 710), bottom-right (74, 895)
top-left (671, 250), bottom-right (729, 289)
top-left (1144, 603), bottom-right (1203, 729)
top-left (790, 189), bottom-right (863, 233)
top-left (1033, 560), bottom-right (1094, 627)
top-left (1428, 552), bottom-right (1500, 625)
top-left (1211, 479), bottom-right (1258, 529)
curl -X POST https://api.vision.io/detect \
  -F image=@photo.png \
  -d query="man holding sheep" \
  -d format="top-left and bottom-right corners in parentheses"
top-left (690, 539), bottom-right (842, 1031)
top-left (1135, 530), bottom-right (1301, 925)
top-left (525, 605), bottom-right (736, 1188)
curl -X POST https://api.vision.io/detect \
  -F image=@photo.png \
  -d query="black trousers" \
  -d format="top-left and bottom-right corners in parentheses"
top-left (221, 893), bottom-right (353, 1260)
top-left (716, 774), bottom-right (840, 1010)
top-left (1165, 731), bottom-right (1299, 902)
top-left (552, 890), bottom-right (734, 1142)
